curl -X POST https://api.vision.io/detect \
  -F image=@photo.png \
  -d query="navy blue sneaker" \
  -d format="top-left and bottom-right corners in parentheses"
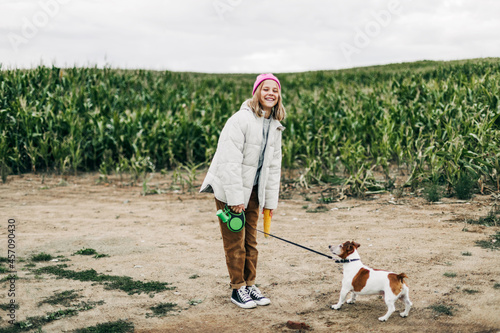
top-left (231, 286), bottom-right (257, 309)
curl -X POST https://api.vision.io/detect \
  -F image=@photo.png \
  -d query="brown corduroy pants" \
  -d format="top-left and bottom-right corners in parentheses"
top-left (215, 186), bottom-right (260, 289)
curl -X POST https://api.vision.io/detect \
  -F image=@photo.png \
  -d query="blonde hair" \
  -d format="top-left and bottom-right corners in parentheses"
top-left (246, 84), bottom-right (286, 121)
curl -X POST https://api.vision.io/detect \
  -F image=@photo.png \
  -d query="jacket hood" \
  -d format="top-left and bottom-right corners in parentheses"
top-left (240, 101), bottom-right (253, 113)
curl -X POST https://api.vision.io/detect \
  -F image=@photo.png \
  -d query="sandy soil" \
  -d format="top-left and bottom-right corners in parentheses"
top-left (0, 172), bottom-right (499, 333)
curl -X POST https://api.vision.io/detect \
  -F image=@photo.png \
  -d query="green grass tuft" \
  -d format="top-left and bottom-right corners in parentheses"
top-left (429, 304), bottom-right (454, 316)
top-left (74, 248), bottom-right (98, 255)
top-left (423, 184), bottom-right (442, 202)
top-left (0, 303), bottom-right (19, 311)
top-left (146, 302), bottom-right (178, 318)
top-left (31, 252), bottom-right (53, 262)
top-left (38, 290), bottom-right (81, 307)
top-left (0, 274), bottom-right (18, 283)
top-left (463, 289), bottom-right (479, 294)
top-left (74, 248), bottom-right (109, 259)
top-left (475, 231), bottom-right (500, 250)
top-left (35, 265), bottom-right (175, 295)
top-left (74, 320), bottom-right (134, 333)
top-left (306, 205), bottom-right (329, 213)
top-left (454, 173), bottom-right (476, 200)
top-left (4, 308), bottom-right (80, 332)
top-left (466, 208), bottom-right (500, 227)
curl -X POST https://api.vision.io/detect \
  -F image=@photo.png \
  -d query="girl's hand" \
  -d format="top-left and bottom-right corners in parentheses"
top-left (230, 204), bottom-right (245, 214)
top-left (263, 209), bottom-right (274, 218)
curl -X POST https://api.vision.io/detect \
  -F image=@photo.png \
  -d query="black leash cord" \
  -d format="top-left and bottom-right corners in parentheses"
top-left (253, 227), bottom-right (333, 260)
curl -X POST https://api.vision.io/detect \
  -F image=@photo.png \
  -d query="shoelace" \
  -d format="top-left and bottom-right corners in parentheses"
top-left (248, 286), bottom-right (262, 299)
top-left (238, 287), bottom-right (253, 302)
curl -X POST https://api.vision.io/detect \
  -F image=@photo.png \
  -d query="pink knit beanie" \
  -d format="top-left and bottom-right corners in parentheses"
top-left (252, 73), bottom-right (281, 95)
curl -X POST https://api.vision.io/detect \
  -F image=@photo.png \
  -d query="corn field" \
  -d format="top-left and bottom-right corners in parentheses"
top-left (1, 59), bottom-right (499, 194)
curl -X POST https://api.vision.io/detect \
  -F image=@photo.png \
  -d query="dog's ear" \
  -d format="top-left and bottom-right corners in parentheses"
top-left (352, 241), bottom-right (361, 249)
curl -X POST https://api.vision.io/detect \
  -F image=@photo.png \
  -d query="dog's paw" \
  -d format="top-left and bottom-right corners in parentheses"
top-left (331, 304), bottom-right (342, 310)
top-left (346, 299), bottom-right (355, 304)
top-left (400, 312), bottom-right (409, 318)
top-left (378, 316), bottom-right (388, 322)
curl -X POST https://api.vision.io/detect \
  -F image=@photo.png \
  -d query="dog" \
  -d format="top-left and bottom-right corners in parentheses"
top-left (329, 241), bottom-right (412, 322)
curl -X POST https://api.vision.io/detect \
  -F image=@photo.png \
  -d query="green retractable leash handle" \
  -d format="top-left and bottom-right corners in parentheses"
top-left (216, 206), bottom-right (245, 232)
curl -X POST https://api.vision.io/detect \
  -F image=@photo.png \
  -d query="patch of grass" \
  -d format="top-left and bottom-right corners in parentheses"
top-left (0, 303), bottom-right (19, 311)
top-left (463, 289), bottom-right (479, 294)
top-left (461, 251), bottom-right (472, 256)
top-left (189, 274), bottom-right (199, 279)
top-left (423, 184), bottom-right (442, 202)
top-left (35, 265), bottom-right (175, 295)
top-left (454, 173), bottom-right (476, 200)
top-left (306, 205), bottom-right (329, 213)
top-left (0, 300), bottom-right (104, 332)
top-left (146, 302), bottom-right (178, 318)
top-left (7, 308), bottom-right (80, 332)
top-left (0, 274), bottom-right (18, 283)
top-left (465, 206), bottom-right (500, 227)
top-left (494, 283), bottom-right (500, 289)
top-left (429, 304), bottom-right (454, 316)
top-left (31, 252), bottom-right (53, 262)
top-left (44, 308), bottom-right (79, 320)
top-left (73, 248), bottom-right (109, 259)
top-left (74, 248), bottom-right (98, 256)
top-left (38, 290), bottom-right (81, 307)
top-left (0, 258), bottom-right (8, 274)
top-left (317, 195), bottom-right (335, 204)
top-left (443, 272), bottom-right (457, 278)
top-left (475, 231), bottom-right (500, 250)
top-left (74, 320), bottom-right (134, 333)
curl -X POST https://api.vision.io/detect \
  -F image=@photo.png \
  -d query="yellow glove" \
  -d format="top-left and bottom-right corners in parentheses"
top-left (263, 209), bottom-right (272, 238)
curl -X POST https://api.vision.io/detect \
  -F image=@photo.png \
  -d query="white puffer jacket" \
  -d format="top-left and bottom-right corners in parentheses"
top-left (200, 101), bottom-right (285, 209)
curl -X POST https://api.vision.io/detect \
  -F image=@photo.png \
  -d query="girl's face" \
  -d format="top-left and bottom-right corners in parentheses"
top-left (259, 80), bottom-right (279, 113)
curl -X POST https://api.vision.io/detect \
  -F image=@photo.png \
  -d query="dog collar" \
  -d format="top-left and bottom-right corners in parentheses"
top-left (334, 258), bottom-right (360, 263)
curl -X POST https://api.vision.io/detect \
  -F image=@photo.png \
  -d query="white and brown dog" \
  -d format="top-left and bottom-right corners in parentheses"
top-left (329, 241), bottom-right (412, 322)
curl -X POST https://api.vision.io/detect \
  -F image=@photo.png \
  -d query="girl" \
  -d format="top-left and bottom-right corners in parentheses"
top-left (200, 73), bottom-right (286, 309)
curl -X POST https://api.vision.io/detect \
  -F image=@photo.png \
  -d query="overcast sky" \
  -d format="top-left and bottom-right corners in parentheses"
top-left (1, 0), bottom-right (499, 73)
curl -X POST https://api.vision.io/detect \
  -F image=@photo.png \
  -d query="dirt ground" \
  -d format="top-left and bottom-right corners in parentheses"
top-left (0, 172), bottom-right (499, 333)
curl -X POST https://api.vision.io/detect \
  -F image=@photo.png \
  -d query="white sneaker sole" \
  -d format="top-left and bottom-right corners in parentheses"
top-left (254, 298), bottom-right (271, 306)
top-left (231, 298), bottom-right (257, 309)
